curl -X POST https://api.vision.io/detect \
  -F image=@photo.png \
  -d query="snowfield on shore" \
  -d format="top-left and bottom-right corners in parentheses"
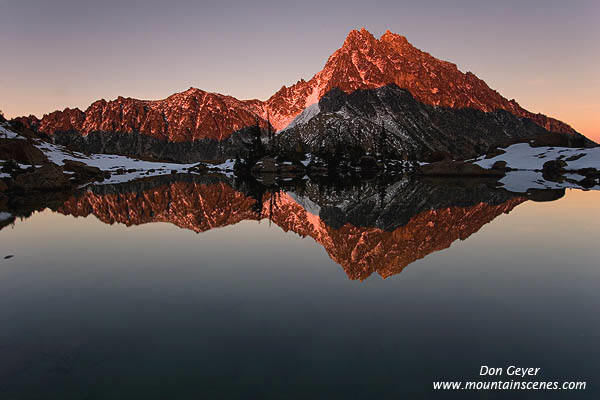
top-left (474, 143), bottom-right (600, 171)
top-left (500, 171), bottom-right (600, 192)
top-left (34, 141), bottom-right (237, 184)
top-left (2, 122), bottom-right (236, 185)
top-left (471, 143), bottom-right (600, 192)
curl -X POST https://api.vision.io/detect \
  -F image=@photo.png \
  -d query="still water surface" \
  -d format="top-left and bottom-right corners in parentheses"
top-left (0, 181), bottom-right (598, 399)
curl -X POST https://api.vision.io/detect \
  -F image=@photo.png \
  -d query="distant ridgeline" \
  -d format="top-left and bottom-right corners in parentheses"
top-left (20, 85), bottom-right (592, 164)
top-left (15, 28), bottom-right (595, 163)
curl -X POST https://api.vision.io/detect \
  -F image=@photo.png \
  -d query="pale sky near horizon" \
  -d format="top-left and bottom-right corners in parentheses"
top-left (1, 0), bottom-right (598, 140)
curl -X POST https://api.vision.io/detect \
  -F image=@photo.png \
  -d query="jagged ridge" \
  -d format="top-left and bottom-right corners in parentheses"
top-left (18, 28), bottom-right (579, 148)
top-left (268, 28), bottom-right (575, 134)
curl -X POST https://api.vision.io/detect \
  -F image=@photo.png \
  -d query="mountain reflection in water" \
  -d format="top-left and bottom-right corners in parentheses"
top-left (4, 175), bottom-right (598, 400)
top-left (29, 175), bottom-right (548, 280)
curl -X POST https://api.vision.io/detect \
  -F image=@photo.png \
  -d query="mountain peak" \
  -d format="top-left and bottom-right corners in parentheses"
top-left (342, 28), bottom-right (411, 50)
top-left (343, 27), bottom-right (377, 47)
top-left (180, 87), bottom-right (204, 96)
top-left (380, 30), bottom-right (409, 44)
top-left (266, 28), bottom-right (577, 134)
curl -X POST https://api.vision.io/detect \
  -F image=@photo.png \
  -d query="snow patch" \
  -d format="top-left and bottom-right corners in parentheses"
top-left (500, 171), bottom-right (600, 193)
top-left (287, 192), bottom-right (322, 216)
top-left (304, 80), bottom-right (321, 109)
top-left (34, 141), bottom-right (232, 185)
top-left (280, 103), bottom-right (320, 131)
top-left (0, 123), bottom-right (25, 140)
top-left (0, 212), bottom-right (13, 221)
top-left (474, 143), bottom-right (600, 171)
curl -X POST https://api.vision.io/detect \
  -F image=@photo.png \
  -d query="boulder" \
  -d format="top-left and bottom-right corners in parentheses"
top-left (576, 168), bottom-right (600, 179)
top-left (542, 159), bottom-right (567, 173)
top-left (251, 157), bottom-right (277, 173)
top-left (188, 163), bottom-right (207, 173)
top-left (0, 138), bottom-right (48, 165)
top-left (63, 159), bottom-right (110, 182)
top-left (491, 160), bottom-right (507, 171)
top-left (542, 159), bottom-right (567, 181)
top-left (565, 153), bottom-right (586, 162)
top-left (579, 177), bottom-right (598, 189)
top-left (14, 164), bottom-right (70, 191)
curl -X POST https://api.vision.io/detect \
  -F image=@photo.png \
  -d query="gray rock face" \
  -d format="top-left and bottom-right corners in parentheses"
top-left (277, 85), bottom-right (593, 160)
top-left (50, 125), bottom-right (264, 163)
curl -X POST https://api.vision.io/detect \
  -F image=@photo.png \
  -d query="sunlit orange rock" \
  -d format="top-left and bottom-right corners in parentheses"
top-left (21, 29), bottom-right (576, 142)
top-left (59, 181), bottom-right (258, 232)
top-left (262, 192), bottom-right (526, 280)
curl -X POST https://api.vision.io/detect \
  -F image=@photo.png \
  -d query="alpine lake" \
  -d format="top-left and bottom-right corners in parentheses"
top-left (1, 173), bottom-right (598, 399)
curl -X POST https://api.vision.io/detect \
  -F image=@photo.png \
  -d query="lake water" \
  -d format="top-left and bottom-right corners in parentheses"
top-left (0, 176), bottom-right (598, 399)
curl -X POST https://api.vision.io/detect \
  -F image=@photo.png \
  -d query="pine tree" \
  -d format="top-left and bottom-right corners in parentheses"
top-left (234, 154), bottom-right (244, 174)
top-left (267, 111), bottom-right (273, 142)
top-left (248, 118), bottom-right (264, 166)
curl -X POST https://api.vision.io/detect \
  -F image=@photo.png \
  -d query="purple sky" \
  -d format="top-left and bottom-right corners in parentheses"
top-left (1, 0), bottom-right (598, 139)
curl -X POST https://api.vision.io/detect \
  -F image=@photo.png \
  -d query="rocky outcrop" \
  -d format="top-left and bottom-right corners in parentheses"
top-left (63, 160), bottom-right (111, 183)
top-left (0, 124), bottom-right (112, 193)
top-left (419, 160), bottom-right (506, 177)
top-left (0, 138), bottom-right (48, 165)
top-left (542, 159), bottom-right (568, 181)
top-left (14, 164), bottom-right (69, 191)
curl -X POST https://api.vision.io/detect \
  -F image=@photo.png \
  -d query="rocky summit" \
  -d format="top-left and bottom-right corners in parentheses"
top-left (266, 28), bottom-right (576, 134)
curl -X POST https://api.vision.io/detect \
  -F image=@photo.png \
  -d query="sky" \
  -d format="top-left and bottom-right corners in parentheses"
top-left (1, 0), bottom-right (598, 140)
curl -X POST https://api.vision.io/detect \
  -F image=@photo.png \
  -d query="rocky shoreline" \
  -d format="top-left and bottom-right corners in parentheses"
top-left (1, 116), bottom-right (599, 226)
